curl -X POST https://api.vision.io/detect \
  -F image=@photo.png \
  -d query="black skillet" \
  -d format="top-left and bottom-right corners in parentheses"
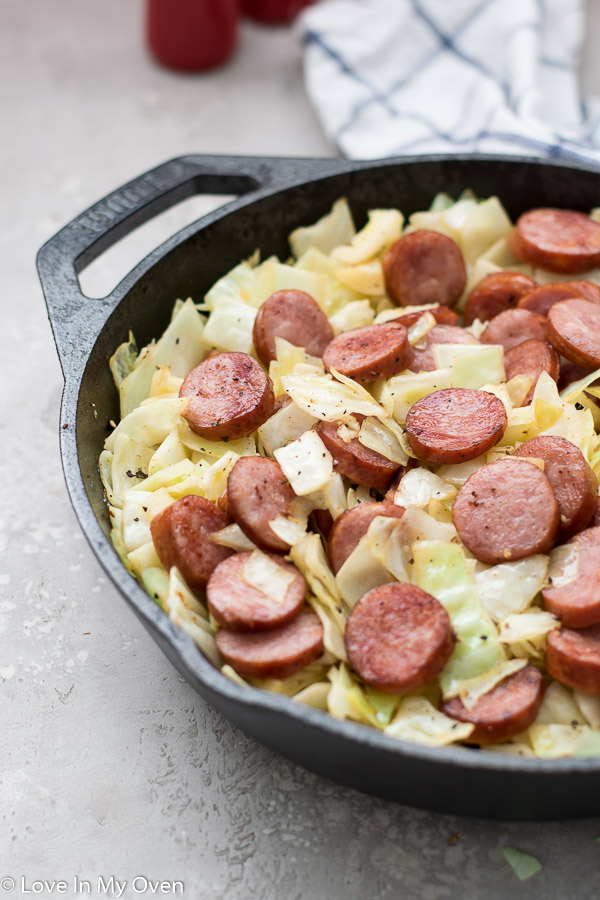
top-left (37, 153), bottom-right (600, 820)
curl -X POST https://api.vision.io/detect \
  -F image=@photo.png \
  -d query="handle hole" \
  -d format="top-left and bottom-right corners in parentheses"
top-left (78, 193), bottom-right (235, 299)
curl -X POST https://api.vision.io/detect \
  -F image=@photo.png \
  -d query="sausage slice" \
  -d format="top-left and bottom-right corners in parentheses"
top-left (479, 308), bottom-right (546, 354)
top-left (546, 298), bottom-right (600, 369)
top-left (542, 526), bottom-right (600, 628)
top-left (452, 458), bottom-right (559, 564)
top-left (180, 352), bottom-right (274, 440)
top-left (207, 552), bottom-right (306, 632)
top-left (546, 625), bottom-right (600, 695)
top-left (322, 322), bottom-right (412, 383)
top-left (315, 419), bottom-right (400, 491)
top-left (504, 339), bottom-right (560, 404)
top-left (383, 230), bottom-right (466, 308)
top-left (508, 208), bottom-right (600, 273)
top-left (442, 666), bottom-right (544, 743)
top-left (227, 456), bottom-right (295, 552)
top-left (386, 306), bottom-right (459, 329)
top-left (252, 290), bottom-right (333, 365)
top-left (464, 272), bottom-right (538, 325)
top-left (345, 583), bottom-right (455, 694)
top-left (409, 324), bottom-right (478, 373)
top-left (405, 388), bottom-right (507, 465)
top-left (514, 435), bottom-right (597, 539)
top-left (216, 607), bottom-right (324, 679)
top-left (327, 502), bottom-right (405, 574)
top-left (150, 495), bottom-right (232, 591)
top-left (517, 282), bottom-right (599, 317)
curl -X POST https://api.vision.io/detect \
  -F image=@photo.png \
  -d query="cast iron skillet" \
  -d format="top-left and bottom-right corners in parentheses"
top-left (37, 153), bottom-right (600, 820)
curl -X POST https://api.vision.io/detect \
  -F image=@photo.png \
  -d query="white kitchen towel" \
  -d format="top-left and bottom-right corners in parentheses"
top-left (298, 0), bottom-right (600, 163)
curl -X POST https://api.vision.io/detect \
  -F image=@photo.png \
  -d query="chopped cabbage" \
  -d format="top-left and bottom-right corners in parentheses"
top-left (148, 427), bottom-right (189, 476)
top-left (164, 567), bottom-right (221, 667)
top-left (407, 311), bottom-right (436, 346)
top-left (307, 595), bottom-right (347, 661)
top-left (384, 696), bottom-right (474, 746)
top-left (140, 567), bottom-right (170, 608)
top-left (117, 299), bottom-right (205, 418)
top-left (358, 416), bottom-right (409, 466)
top-left (535, 681), bottom-right (583, 726)
top-left (179, 421), bottom-right (256, 460)
top-left (281, 370), bottom-right (385, 421)
top-left (127, 541), bottom-right (162, 576)
top-left (109, 331), bottom-right (138, 388)
top-left (121, 488), bottom-right (172, 551)
top-left (574, 691), bottom-right (600, 728)
top-left (241, 550), bottom-right (295, 604)
top-left (547, 542), bottom-right (579, 590)
top-left (432, 343), bottom-right (505, 389)
top-left (413, 541), bottom-right (504, 696)
top-left (289, 198), bottom-right (356, 259)
top-left (501, 847), bottom-right (542, 882)
top-left (268, 337), bottom-right (324, 398)
top-left (334, 260), bottom-right (384, 295)
top-left (199, 450), bottom-right (239, 503)
top-left (335, 522), bottom-right (397, 607)
top-left (497, 609), bottom-right (560, 644)
top-left (129, 458), bottom-right (195, 494)
top-left (330, 209), bottom-right (403, 266)
top-left (529, 723), bottom-right (587, 759)
top-left (293, 682), bottom-right (331, 710)
top-left (329, 299), bottom-right (376, 335)
top-left (202, 295), bottom-right (257, 354)
top-left (327, 664), bottom-right (382, 727)
top-left (205, 258), bottom-right (257, 310)
top-left (210, 523), bottom-right (257, 552)
top-left (148, 365), bottom-right (183, 398)
top-left (387, 369), bottom-right (452, 422)
top-left (104, 397), bottom-right (188, 453)
top-left (268, 514), bottom-right (306, 547)
top-left (394, 468), bottom-right (456, 509)
top-left (110, 434), bottom-right (154, 507)
top-left (258, 399), bottom-right (318, 457)
top-left (474, 555), bottom-right (548, 621)
top-left (451, 659), bottom-right (527, 711)
top-left (274, 430), bottom-right (333, 495)
top-left (290, 534), bottom-right (345, 631)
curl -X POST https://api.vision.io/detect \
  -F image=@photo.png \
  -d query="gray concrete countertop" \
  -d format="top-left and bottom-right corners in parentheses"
top-left (4, 1), bottom-right (600, 898)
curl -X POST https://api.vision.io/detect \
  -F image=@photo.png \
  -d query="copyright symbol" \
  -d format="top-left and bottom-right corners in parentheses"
top-left (0, 878), bottom-right (14, 892)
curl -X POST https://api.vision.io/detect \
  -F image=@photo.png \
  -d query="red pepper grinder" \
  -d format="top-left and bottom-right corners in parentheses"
top-left (146, 0), bottom-right (240, 71)
top-left (242, 0), bottom-right (315, 24)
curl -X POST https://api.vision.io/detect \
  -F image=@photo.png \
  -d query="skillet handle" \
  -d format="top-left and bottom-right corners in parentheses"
top-left (36, 154), bottom-right (343, 374)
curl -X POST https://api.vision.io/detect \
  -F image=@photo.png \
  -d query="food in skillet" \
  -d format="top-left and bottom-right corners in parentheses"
top-left (101, 193), bottom-right (600, 758)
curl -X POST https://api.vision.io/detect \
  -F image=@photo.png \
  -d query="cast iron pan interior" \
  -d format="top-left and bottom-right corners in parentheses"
top-left (37, 154), bottom-right (600, 819)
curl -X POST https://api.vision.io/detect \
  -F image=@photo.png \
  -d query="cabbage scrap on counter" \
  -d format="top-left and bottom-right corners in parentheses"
top-left (100, 192), bottom-right (600, 759)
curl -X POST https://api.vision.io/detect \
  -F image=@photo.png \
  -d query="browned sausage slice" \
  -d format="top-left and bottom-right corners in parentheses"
top-left (386, 305), bottom-right (459, 329)
top-left (345, 583), bottom-right (455, 694)
top-left (593, 497), bottom-right (600, 528)
top-left (546, 625), bottom-right (600, 694)
top-left (215, 607), bottom-right (324, 679)
top-left (252, 290), bottom-right (334, 365)
top-left (405, 388), bottom-right (507, 465)
top-left (383, 230), bottom-right (466, 308)
top-left (504, 339), bottom-right (559, 404)
top-left (409, 324), bottom-right (478, 373)
top-left (150, 495), bottom-right (232, 591)
top-left (546, 299), bottom-right (600, 369)
top-left (517, 282), bottom-right (598, 317)
top-left (442, 665), bottom-right (544, 743)
top-left (514, 435), bottom-right (597, 539)
top-left (327, 502), bottom-right (405, 574)
top-left (180, 352), bottom-right (274, 440)
top-left (508, 208), bottom-right (600, 273)
top-left (207, 551), bottom-right (306, 632)
top-left (322, 322), bottom-right (412, 383)
top-left (464, 272), bottom-right (538, 325)
top-left (542, 526), bottom-right (600, 628)
top-left (480, 308), bottom-right (546, 353)
top-left (452, 458), bottom-right (559, 564)
top-left (315, 419), bottom-right (400, 491)
top-left (227, 456), bottom-right (295, 553)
